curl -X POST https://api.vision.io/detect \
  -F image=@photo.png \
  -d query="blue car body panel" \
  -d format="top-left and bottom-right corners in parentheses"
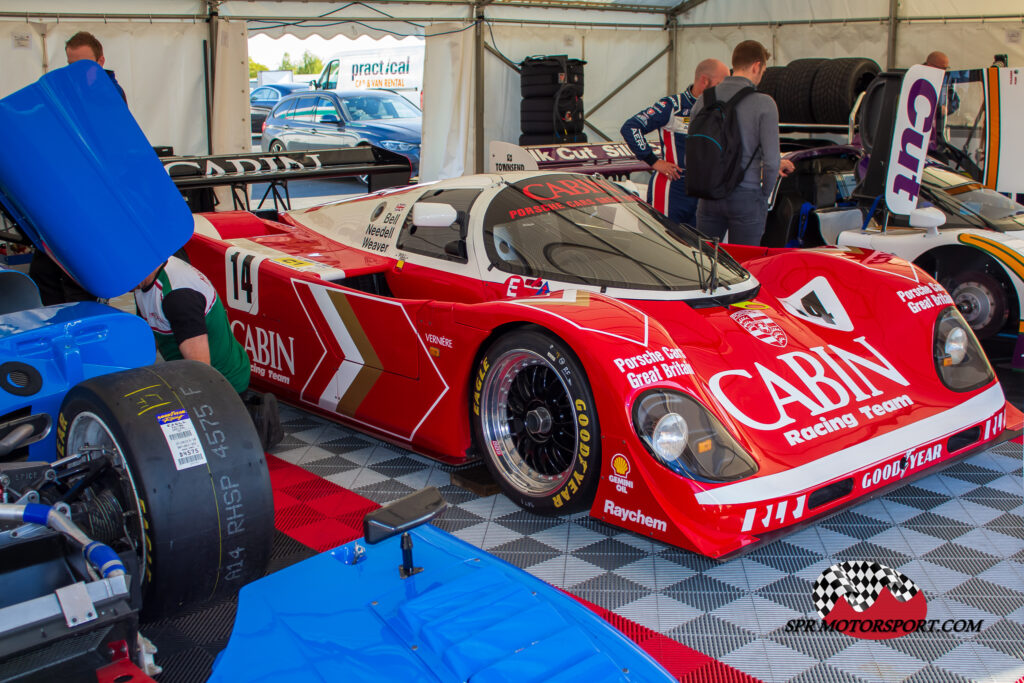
top-left (0, 288), bottom-right (156, 459)
top-left (209, 524), bottom-right (674, 682)
top-left (0, 60), bottom-right (193, 298)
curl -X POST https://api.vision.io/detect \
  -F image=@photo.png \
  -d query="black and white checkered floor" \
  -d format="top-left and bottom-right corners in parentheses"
top-left (272, 403), bottom-right (1024, 683)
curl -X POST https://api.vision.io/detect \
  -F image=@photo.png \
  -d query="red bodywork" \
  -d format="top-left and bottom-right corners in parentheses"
top-left (185, 174), bottom-right (1021, 558)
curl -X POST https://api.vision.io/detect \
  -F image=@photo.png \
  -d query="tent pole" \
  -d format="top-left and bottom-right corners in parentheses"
top-left (667, 16), bottom-right (677, 95)
top-left (474, 9), bottom-right (485, 173)
top-left (886, 0), bottom-right (899, 69)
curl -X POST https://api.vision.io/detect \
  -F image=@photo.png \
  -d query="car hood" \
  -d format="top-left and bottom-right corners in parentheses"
top-left (347, 119), bottom-right (421, 141)
top-left (619, 249), bottom-right (1002, 476)
top-left (0, 61), bottom-right (192, 298)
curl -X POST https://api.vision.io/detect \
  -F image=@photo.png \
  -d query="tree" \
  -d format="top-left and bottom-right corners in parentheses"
top-left (296, 50), bottom-right (323, 75)
top-left (248, 57), bottom-right (268, 79)
top-left (279, 52), bottom-right (297, 72)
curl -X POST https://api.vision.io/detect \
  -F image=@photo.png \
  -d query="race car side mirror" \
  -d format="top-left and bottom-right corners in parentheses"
top-left (412, 203), bottom-right (458, 228)
top-left (363, 486), bottom-right (448, 545)
top-left (909, 206), bottom-right (946, 236)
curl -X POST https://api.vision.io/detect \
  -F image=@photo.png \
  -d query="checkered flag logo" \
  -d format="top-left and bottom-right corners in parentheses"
top-left (812, 561), bottom-right (919, 618)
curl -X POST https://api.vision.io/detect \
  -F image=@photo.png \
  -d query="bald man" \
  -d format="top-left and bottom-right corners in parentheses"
top-left (923, 51), bottom-right (959, 155)
top-left (924, 51), bottom-right (950, 70)
top-left (621, 58), bottom-right (730, 228)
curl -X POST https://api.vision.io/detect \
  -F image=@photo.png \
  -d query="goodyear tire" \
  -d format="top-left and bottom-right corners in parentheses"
top-left (472, 327), bottom-right (600, 514)
top-left (56, 360), bottom-right (273, 619)
top-left (811, 58), bottom-right (880, 124)
top-left (778, 58), bottom-right (826, 123)
top-left (944, 271), bottom-right (1010, 340)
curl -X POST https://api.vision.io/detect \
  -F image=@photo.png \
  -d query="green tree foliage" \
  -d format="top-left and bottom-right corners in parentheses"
top-left (296, 50), bottom-right (324, 75)
top-left (248, 57), bottom-right (268, 79)
top-left (279, 52), bottom-right (297, 72)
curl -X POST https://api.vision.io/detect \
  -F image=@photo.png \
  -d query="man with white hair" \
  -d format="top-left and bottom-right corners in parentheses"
top-left (620, 58), bottom-right (730, 229)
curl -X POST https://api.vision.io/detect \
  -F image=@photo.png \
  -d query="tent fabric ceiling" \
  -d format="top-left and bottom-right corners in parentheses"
top-left (2, 1), bottom-right (1022, 172)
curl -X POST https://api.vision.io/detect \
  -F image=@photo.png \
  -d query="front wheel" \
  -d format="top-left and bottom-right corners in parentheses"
top-left (57, 360), bottom-right (274, 619)
top-left (472, 327), bottom-right (600, 514)
top-left (945, 271), bottom-right (1009, 340)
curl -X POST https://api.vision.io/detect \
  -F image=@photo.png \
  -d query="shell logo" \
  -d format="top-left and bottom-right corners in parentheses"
top-left (611, 454), bottom-right (630, 477)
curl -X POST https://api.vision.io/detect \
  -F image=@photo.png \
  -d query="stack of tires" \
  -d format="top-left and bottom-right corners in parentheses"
top-left (758, 57), bottom-right (880, 125)
top-left (519, 55), bottom-right (587, 145)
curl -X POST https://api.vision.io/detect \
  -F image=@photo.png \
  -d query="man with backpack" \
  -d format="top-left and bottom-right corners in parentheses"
top-left (685, 40), bottom-right (794, 245)
top-left (620, 58), bottom-right (730, 229)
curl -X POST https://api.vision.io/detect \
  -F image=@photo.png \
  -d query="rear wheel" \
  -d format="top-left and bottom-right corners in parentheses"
top-left (472, 327), bottom-right (600, 514)
top-left (57, 360), bottom-right (274, 618)
top-left (268, 140), bottom-right (285, 153)
top-left (944, 271), bottom-right (1009, 340)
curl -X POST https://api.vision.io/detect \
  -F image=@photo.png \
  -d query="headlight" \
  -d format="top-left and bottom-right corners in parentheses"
top-left (633, 390), bottom-right (757, 482)
top-left (933, 307), bottom-right (993, 392)
top-left (379, 140), bottom-right (418, 153)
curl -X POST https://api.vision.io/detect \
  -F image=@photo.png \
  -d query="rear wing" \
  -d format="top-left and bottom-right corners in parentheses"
top-left (164, 146), bottom-right (412, 213)
top-left (488, 141), bottom-right (656, 179)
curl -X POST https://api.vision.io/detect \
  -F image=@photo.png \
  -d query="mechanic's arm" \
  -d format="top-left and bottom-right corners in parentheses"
top-left (162, 288), bottom-right (212, 365)
top-left (178, 335), bottom-right (211, 364)
top-left (621, 96), bottom-right (679, 178)
top-left (760, 100), bottom-right (782, 197)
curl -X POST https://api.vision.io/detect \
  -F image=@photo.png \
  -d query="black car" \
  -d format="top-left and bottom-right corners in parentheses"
top-left (261, 89), bottom-right (421, 175)
top-left (250, 83), bottom-right (310, 134)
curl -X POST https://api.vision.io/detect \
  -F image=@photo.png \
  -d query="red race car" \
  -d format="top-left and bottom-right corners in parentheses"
top-left (184, 171), bottom-right (1021, 558)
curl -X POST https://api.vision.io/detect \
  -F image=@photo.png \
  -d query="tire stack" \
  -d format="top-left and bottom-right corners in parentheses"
top-left (519, 55), bottom-right (587, 145)
top-left (758, 57), bottom-right (880, 125)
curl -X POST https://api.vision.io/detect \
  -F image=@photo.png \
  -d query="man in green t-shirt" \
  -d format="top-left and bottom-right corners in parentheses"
top-left (135, 256), bottom-right (281, 449)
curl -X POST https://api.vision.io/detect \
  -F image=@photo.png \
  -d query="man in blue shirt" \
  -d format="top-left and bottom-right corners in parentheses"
top-left (620, 59), bottom-right (730, 228)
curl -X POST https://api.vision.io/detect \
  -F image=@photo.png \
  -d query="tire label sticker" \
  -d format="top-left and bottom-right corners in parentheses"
top-left (157, 410), bottom-right (208, 471)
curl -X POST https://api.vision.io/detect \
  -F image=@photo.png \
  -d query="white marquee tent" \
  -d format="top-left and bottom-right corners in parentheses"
top-left (1, 0), bottom-right (1022, 182)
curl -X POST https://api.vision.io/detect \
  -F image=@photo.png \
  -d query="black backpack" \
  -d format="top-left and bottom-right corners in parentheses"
top-left (685, 86), bottom-right (758, 199)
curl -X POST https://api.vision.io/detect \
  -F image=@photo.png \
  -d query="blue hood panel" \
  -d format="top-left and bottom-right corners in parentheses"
top-left (209, 524), bottom-right (673, 682)
top-left (0, 61), bottom-right (193, 297)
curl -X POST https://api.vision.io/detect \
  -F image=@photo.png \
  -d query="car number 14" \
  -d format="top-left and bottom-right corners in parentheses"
top-left (224, 247), bottom-right (265, 315)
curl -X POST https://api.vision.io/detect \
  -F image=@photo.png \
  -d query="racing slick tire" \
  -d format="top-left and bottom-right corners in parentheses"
top-left (944, 271), bottom-right (1010, 340)
top-left (268, 140), bottom-right (286, 153)
top-left (56, 360), bottom-right (274, 619)
top-left (757, 65), bottom-right (786, 103)
top-left (811, 58), bottom-right (880, 124)
top-left (472, 326), bottom-right (601, 515)
top-left (778, 58), bottom-right (826, 124)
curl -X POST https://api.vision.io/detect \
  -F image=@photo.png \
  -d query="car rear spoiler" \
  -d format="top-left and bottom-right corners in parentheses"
top-left (488, 141), bottom-right (656, 179)
top-left (164, 146), bottom-right (412, 213)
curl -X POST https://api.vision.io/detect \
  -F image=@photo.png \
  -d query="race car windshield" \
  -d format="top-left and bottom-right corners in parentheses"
top-left (483, 175), bottom-right (749, 291)
top-left (922, 168), bottom-right (1024, 231)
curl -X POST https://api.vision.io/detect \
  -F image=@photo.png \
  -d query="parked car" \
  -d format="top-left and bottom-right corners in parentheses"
top-left (250, 83), bottom-right (310, 134)
top-left (260, 89), bottom-right (420, 176)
